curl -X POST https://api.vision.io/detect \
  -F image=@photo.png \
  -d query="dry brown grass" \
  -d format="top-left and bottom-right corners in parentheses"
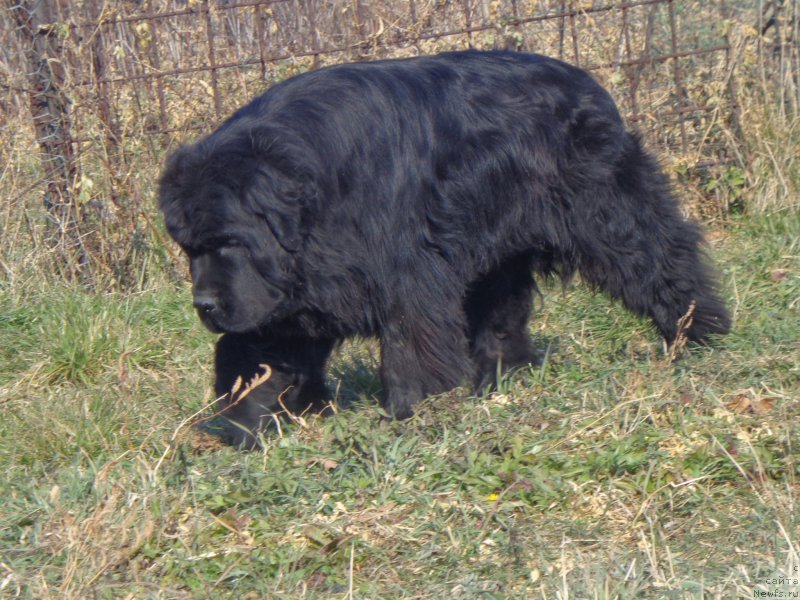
top-left (2, 1), bottom-right (797, 286)
top-left (0, 3), bottom-right (798, 598)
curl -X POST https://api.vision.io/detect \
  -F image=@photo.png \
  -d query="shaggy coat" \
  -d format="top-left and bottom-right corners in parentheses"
top-left (159, 50), bottom-right (730, 437)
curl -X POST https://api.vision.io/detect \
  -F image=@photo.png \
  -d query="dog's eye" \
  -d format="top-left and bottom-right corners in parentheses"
top-left (211, 235), bottom-right (240, 248)
top-left (217, 243), bottom-right (243, 258)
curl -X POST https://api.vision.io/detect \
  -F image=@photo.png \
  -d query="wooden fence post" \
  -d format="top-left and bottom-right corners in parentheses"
top-left (10, 0), bottom-right (85, 278)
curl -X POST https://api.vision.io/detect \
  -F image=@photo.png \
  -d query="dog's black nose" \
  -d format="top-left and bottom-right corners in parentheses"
top-left (193, 296), bottom-right (217, 315)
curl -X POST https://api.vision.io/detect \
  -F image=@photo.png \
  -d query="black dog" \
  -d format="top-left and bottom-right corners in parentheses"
top-left (214, 333), bottom-right (333, 447)
top-left (159, 50), bottom-right (730, 435)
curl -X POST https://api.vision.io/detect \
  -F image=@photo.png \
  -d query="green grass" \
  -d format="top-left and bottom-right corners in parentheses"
top-left (0, 212), bottom-right (798, 598)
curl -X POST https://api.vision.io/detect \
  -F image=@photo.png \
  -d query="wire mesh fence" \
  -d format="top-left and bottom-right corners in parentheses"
top-left (1, 0), bottom-right (798, 286)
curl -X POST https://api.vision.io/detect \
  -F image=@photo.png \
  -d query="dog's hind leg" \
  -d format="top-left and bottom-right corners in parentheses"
top-left (465, 254), bottom-right (542, 394)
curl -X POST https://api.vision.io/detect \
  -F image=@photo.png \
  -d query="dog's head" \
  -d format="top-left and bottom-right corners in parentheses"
top-left (158, 125), bottom-right (315, 333)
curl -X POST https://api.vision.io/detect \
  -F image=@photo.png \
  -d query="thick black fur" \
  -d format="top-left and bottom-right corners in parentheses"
top-left (214, 332), bottom-right (334, 448)
top-left (159, 50), bottom-right (730, 434)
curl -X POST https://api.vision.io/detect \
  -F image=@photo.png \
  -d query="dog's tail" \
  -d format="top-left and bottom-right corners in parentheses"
top-left (567, 133), bottom-right (730, 343)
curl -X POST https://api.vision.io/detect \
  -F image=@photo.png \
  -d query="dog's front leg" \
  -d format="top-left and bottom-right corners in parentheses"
top-left (378, 306), bottom-right (470, 419)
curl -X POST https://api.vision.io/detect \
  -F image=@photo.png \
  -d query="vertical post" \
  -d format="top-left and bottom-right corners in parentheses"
top-left (569, 0), bottom-right (580, 66)
top-left (353, 0), bottom-right (367, 55)
top-left (204, 0), bottom-right (222, 119)
top-left (719, 0), bottom-right (743, 143)
top-left (304, 0), bottom-right (320, 69)
top-left (464, 0), bottom-right (472, 47)
top-left (508, 0), bottom-right (520, 50)
top-left (89, 0), bottom-right (119, 153)
top-left (641, 3), bottom-right (657, 112)
top-left (254, 2), bottom-right (268, 82)
top-left (667, 0), bottom-right (688, 154)
top-left (621, 6), bottom-right (640, 120)
top-left (146, 0), bottom-right (168, 135)
top-left (10, 0), bottom-right (84, 276)
top-left (88, 0), bottom-right (127, 221)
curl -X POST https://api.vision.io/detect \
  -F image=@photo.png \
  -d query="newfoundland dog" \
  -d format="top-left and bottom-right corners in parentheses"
top-left (159, 50), bottom-right (729, 442)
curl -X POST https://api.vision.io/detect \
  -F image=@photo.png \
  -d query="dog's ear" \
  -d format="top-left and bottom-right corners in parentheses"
top-left (243, 130), bottom-right (318, 253)
top-left (158, 143), bottom-right (196, 208)
top-left (246, 165), bottom-right (312, 252)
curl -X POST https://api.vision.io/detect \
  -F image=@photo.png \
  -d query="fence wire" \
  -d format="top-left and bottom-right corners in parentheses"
top-left (1, 0), bottom-right (798, 285)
